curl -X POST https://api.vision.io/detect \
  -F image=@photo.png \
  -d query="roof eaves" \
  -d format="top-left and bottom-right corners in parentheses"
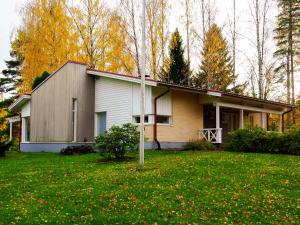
top-left (8, 95), bottom-right (31, 112)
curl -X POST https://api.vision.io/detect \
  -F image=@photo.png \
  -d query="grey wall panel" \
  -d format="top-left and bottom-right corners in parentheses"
top-left (30, 63), bottom-right (95, 142)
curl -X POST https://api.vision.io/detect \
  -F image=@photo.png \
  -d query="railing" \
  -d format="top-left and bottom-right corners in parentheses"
top-left (198, 128), bottom-right (222, 144)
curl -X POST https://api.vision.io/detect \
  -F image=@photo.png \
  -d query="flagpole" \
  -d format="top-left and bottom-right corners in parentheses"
top-left (139, 0), bottom-right (146, 166)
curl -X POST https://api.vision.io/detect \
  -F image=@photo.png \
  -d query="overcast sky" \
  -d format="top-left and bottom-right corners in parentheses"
top-left (0, 0), bottom-right (298, 98)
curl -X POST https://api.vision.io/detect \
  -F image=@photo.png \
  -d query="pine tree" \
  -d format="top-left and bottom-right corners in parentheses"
top-left (160, 28), bottom-right (191, 85)
top-left (0, 41), bottom-right (22, 96)
top-left (195, 24), bottom-right (236, 91)
top-left (274, 0), bottom-right (300, 125)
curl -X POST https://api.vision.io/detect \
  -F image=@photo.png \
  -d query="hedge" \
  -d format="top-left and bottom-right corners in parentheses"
top-left (225, 126), bottom-right (300, 155)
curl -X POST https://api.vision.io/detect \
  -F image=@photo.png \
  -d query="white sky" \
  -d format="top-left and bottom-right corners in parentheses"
top-left (0, 0), bottom-right (299, 99)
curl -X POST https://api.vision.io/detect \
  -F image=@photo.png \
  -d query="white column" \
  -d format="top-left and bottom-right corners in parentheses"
top-left (216, 104), bottom-right (221, 143)
top-left (261, 112), bottom-right (265, 129)
top-left (216, 104), bottom-right (220, 129)
top-left (239, 109), bottom-right (244, 129)
top-left (21, 117), bottom-right (26, 142)
top-left (278, 114), bottom-right (282, 132)
top-left (9, 122), bottom-right (13, 141)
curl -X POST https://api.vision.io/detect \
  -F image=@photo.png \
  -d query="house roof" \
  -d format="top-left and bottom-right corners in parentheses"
top-left (11, 60), bottom-right (293, 113)
top-left (8, 94), bottom-right (31, 112)
top-left (158, 82), bottom-right (294, 110)
top-left (86, 68), bottom-right (157, 86)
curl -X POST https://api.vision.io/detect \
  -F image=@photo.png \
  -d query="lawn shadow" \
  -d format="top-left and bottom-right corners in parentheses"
top-left (94, 156), bottom-right (137, 164)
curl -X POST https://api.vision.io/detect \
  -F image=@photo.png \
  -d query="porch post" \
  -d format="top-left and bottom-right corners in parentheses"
top-left (239, 109), bottom-right (244, 129)
top-left (261, 112), bottom-right (265, 129)
top-left (278, 114), bottom-right (282, 132)
top-left (9, 122), bottom-right (13, 141)
top-left (216, 104), bottom-right (221, 143)
top-left (216, 104), bottom-right (220, 129)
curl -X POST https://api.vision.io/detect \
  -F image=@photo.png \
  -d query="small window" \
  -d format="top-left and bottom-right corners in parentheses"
top-left (133, 115), bottom-right (149, 124)
top-left (157, 115), bottom-right (170, 124)
top-left (72, 98), bottom-right (77, 142)
top-left (25, 117), bottom-right (30, 142)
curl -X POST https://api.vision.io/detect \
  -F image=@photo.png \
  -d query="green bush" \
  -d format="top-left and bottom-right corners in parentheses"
top-left (225, 126), bottom-right (300, 155)
top-left (93, 123), bottom-right (139, 159)
top-left (9, 138), bottom-right (19, 152)
top-left (0, 141), bottom-right (12, 157)
top-left (60, 145), bottom-right (96, 155)
top-left (183, 139), bottom-right (215, 151)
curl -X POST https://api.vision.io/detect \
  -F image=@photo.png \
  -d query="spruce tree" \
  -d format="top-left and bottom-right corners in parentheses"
top-left (0, 40), bottom-right (22, 96)
top-left (196, 24), bottom-right (237, 91)
top-left (274, 0), bottom-right (300, 125)
top-left (160, 28), bottom-right (191, 85)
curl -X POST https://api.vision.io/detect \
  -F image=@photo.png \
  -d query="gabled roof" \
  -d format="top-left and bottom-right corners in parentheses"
top-left (87, 68), bottom-right (157, 86)
top-left (8, 94), bottom-right (31, 112)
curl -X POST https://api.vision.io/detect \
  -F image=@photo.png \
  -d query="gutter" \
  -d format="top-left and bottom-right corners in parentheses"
top-left (153, 87), bottom-right (170, 150)
top-left (282, 107), bottom-right (294, 132)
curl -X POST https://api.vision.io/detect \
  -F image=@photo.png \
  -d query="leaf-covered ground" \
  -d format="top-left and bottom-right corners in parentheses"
top-left (0, 151), bottom-right (299, 224)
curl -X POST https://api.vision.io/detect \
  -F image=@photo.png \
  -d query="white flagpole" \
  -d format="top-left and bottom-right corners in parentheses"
top-left (139, 0), bottom-right (146, 166)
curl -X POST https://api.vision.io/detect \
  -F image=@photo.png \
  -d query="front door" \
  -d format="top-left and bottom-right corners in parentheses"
top-left (221, 111), bottom-right (238, 142)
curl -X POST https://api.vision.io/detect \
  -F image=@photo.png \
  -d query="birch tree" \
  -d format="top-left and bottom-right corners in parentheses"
top-left (119, 0), bottom-right (142, 76)
top-left (67, 0), bottom-right (110, 69)
top-left (248, 0), bottom-right (271, 99)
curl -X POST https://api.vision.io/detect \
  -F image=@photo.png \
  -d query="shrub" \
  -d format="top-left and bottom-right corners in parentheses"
top-left (0, 141), bottom-right (12, 157)
top-left (225, 126), bottom-right (300, 155)
top-left (60, 145), bottom-right (95, 155)
top-left (93, 123), bottom-right (139, 159)
top-left (183, 139), bottom-right (215, 151)
top-left (9, 138), bottom-right (19, 152)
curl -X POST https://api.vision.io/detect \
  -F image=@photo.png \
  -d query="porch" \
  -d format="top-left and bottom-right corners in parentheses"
top-left (199, 102), bottom-right (283, 144)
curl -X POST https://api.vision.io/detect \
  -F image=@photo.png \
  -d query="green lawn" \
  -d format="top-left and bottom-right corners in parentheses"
top-left (0, 151), bottom-right (299, 224)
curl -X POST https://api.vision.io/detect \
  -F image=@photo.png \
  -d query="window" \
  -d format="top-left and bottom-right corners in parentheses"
top-left (156, 115), bottom-right (170, 124)
top-left (133, 115), bottom-right (149, 124)
top-left (25, 117), bottom-right (30, 142)
top-left (72, 98), bottom-right (77, 142)
top-left (97, 112), bottom-right (107, 135)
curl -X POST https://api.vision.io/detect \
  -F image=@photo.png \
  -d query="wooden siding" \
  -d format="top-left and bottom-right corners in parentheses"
top-left (145, 90), bottom-right (203, 142)
top-left (30, 63), bottom-right (95, 142)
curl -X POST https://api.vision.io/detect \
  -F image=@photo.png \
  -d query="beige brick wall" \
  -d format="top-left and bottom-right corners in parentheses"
top-left (145, 90), bottom-right (203, 142)
top-left (244, 112), bottom-right (267, 129)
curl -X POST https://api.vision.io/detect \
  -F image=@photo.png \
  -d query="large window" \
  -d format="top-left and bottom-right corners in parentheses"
top-left (72, 98), bottom-right (77, 142)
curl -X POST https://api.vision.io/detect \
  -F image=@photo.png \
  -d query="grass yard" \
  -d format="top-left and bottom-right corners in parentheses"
top-left (0, 151), bottom-right (299, 224)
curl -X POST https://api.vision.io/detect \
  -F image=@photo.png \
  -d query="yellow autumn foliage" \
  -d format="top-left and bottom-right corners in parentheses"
top-left (16, 0), bottom-right (80, 93)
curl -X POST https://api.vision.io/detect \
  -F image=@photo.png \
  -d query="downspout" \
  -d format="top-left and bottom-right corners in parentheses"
top-left (154, 87), bottom-right (170, 150)
top-left (282, 107), bottom-right (294, 132)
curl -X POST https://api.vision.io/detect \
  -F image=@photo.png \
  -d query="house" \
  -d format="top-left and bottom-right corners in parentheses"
top-left (8, 61), bottom-right (293, 152)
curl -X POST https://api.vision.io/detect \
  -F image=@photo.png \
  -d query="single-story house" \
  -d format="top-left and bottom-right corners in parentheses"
top-left (8, 61), bottom-right (293, 152)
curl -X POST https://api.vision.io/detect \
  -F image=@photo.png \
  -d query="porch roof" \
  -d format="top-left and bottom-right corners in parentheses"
top-left (8, 94), bottom-right (31, 113)
top-left (158, 82), bottom-right (294, 113)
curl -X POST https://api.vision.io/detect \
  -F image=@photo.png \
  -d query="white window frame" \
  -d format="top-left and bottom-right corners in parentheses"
top-left (72, 98), bottom-right (78, 142)
top-left (133, 115), bottom-right (151, 125)
top-left (22, 116), bottom-right (30, 143)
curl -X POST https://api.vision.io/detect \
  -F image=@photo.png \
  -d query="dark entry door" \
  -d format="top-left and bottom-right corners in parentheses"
top-left (221, 111), bottom-right (238, 142)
